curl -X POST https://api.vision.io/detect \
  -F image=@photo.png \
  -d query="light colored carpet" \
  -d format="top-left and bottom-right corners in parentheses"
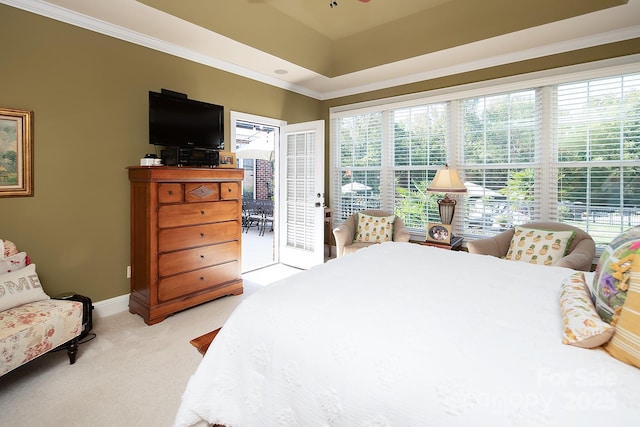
top-left (0, 281), bottom-right (262, 427)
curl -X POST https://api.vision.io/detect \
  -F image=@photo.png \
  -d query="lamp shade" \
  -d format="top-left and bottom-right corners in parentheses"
top-left (427, 167), bottom-right (467, 193)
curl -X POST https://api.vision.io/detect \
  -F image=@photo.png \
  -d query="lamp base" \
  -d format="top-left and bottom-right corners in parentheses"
top-left (437, 194), bottom-right (457, 225)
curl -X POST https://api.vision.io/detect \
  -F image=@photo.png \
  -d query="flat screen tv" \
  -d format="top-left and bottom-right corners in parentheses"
top-left (149, 90), bottom-right (224, 150)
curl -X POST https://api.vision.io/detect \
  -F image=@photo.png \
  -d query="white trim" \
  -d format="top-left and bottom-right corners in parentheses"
top-left (330, 56), bottom-right (640, 116)
top-left (93, 294), bottom-right (129, 319)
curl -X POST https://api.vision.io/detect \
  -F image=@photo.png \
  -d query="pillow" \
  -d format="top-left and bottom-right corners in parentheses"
top-left (591, 226), bottom-right (640, 369)
top-left (0, 264), bottom-right (50, 312)
top-left (560, 272), bottom-right (614, 348)
top-left (0, 252), bottom-right (30, 274)
top-left (505, 226), bottom-right (575, 266)
top-left (604, 254), bottom-right (640, 369)
top-left (0, 239), bottom-right (18, 259)
top-left (591, 225), bottom-right (640, 324)
top-left (354, 213), bottom-right (395, 244)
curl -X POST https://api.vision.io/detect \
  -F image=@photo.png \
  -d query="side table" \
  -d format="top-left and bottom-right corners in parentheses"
top-left (418, 236), bottom-right (463, 251)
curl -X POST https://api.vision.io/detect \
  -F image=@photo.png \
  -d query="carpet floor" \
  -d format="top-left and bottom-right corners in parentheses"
top-left (0, 281), bottom-right (261, 427)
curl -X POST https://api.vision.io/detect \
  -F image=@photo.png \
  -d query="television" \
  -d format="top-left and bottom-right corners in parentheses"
top-left (149, 90), bottom-right (224, 150)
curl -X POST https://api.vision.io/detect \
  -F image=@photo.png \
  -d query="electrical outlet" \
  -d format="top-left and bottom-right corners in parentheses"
top-left (126, 265), bottom-right (131, 279)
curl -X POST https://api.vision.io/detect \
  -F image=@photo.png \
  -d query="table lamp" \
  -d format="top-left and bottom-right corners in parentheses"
top-left (427, 165), bottom-right (467, 225)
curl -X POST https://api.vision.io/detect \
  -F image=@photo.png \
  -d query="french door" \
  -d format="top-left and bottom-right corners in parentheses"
top-left (278, 120), bottom-right (325, 269)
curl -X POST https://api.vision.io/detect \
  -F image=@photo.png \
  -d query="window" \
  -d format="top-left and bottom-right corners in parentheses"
top-left (554, 74), bottom-right (640, 245)
top-left (330, 62), bottom-right (640, 246)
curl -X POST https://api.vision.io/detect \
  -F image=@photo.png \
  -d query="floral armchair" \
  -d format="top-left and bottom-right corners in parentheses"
top-left (1, 239), bottom-right (84, 376)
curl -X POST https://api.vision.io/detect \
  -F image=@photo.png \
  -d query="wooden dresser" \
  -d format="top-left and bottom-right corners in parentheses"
top-left (128, 166), bottom-right (244, 325)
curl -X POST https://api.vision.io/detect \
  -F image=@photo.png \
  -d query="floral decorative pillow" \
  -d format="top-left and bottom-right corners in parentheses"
top-left (0, 264), bottom-right (50, 312)
top-left (591, 226), bottom-right (640, 324)
top-left (0, 252), bottom-right (30, 274)
top-left (560, 272), bottom-right (614, 348)
top-left (354, 213), bottom-right (395, 244)
top-left (505, 226), bottom-right (575, 266)
top-left (0, 239), bottom-right (18, 259)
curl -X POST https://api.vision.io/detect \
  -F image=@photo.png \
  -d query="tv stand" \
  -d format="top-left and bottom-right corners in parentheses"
top-left (161, 147), bottom-right (219, 168)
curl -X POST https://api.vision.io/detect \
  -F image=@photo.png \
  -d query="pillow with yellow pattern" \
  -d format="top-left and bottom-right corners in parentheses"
top-left (560, 272), bottom-right (614, 348)
top-left (505, 226), bottom-right (574, 266)
top-left (354, 213), bottom-right (395, 244)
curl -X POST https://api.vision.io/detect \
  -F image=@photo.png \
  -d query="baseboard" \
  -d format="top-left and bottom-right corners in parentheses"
top-left (93, 294), bottom-right (129, 319)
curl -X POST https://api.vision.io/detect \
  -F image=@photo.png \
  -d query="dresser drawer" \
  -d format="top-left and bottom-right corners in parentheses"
top-left (158, 261), bottom-right (240, 302)
top-left (158, 201), bottom-right (240, 228)
top-left (220, 182), bottom-right (240, 200)
top-left (158, 240), bottom-right (239, 277)
top-left (158, 221), bottom-right (240, 253)
top-left (158, 183), bottom-right (183, 203)
top-left (185, 183), bottom-right (219, 202)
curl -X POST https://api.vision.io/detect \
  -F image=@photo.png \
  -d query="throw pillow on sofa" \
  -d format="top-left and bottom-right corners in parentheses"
top-left (0, 264), bottom-right (50, 312)
top-left (0, 252), bottom-right (30, 274)
top-left (505, 226), bottom-right (574, 266)
top-left (354, 213), bottom-right (395, 244)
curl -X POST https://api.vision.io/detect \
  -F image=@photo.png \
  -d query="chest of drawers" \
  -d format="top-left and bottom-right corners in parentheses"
top-left (128, 167), bottom-right (244, 325)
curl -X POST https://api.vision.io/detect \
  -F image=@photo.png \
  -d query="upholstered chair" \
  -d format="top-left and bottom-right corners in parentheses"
top-left (466, 221), bottom-right (596, 271)
top-left (333, 210), bottom-right (410, 258)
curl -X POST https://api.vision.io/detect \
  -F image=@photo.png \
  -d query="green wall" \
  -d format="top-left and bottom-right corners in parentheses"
top-left (0, 5), bottom-right (321, 302)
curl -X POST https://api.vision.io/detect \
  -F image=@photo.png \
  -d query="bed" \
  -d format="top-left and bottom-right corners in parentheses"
top-left (174, 242), bottom-right (640, 426)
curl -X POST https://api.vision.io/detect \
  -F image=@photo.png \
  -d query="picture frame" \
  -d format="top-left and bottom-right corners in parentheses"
top-left (426, 222), bottom-right (452, 244)
top-left (218, 151), bottom-right (236, 168)
top-left (0, 107), bottom-right (33, 197)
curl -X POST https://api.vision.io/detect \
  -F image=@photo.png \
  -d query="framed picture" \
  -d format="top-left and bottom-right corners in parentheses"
top-left (0, 108), bottom-right (33, 197)
top-left (218, 151), bottom-right (236, 168)
top-left (426, 222), bottom-right (452, 244)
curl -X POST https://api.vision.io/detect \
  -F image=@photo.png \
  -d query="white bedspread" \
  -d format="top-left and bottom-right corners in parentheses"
top-left (175, 242), bottom-right (640, 426)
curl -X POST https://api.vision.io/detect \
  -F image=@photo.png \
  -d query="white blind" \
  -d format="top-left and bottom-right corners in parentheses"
top-left (459, 90), bottom-right (542, 235)
top-left (554, 73), bottom-right (640, 245)
top-left (391, 103), bottom-right (448, 228)
top-left (332, 113), bottom-right (383, 222)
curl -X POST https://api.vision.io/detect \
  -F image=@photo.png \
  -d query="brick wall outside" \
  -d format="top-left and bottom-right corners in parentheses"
top-left (255, 159), bottom-right (273, 200)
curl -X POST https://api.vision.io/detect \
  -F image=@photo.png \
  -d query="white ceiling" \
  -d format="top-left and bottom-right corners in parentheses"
top-left (3, 0), bottom-right (640, 100)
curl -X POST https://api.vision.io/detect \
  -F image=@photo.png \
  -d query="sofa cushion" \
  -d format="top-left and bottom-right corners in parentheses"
top-left (559, 272), bottom-right (614, 348)
top-left (0, 252), bottom-right (30, 274)
top-left (354, 213), bottom-right (395, 244)
top-left (505, 226), bottom-right (574, 266)
top-left (0, 264), bottom-right (50, 312)
top-left (0, 299), bottom-right (83, 376)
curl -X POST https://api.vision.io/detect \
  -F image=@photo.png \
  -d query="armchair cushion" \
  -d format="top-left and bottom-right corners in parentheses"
top-left (0, 264), bottom-right (50, 312)
top-left (0, 299), bottom-right (83, 376)
top-left (354, 213), bottom-right (395, 244)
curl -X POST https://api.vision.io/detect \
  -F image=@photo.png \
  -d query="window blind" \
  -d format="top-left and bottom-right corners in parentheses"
top-left (330, 65), bottom-right (640, 247)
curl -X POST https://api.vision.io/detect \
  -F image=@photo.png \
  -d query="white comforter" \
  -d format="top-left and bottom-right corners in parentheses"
top-left (175, 242), bottom-right (640, 426)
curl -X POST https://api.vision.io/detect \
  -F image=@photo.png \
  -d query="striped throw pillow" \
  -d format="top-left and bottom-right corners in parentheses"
top-left (604, 253), bottom-right (640, 368)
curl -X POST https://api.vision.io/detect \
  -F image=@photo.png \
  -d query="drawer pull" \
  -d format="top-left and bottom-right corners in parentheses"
top-left (228, 187), bottom-right (232, 192)
top-left (200, 210), bottom-right (205, 215)
top-left (168, 190), bottom-right (173, 195)
top-left (200, 233), bottom-right (205, 238)
top-left (200, 276), bottom-right (204, 281)
top-left (200, 255), bottom-right (205, 259)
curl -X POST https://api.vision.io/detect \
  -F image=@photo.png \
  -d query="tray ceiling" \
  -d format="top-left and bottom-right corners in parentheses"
top-left (3, 0), bottom-right (639, 99)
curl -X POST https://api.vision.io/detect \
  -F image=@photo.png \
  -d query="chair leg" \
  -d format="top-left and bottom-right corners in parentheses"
top-left (66, 337), bottom-right (79, 364)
